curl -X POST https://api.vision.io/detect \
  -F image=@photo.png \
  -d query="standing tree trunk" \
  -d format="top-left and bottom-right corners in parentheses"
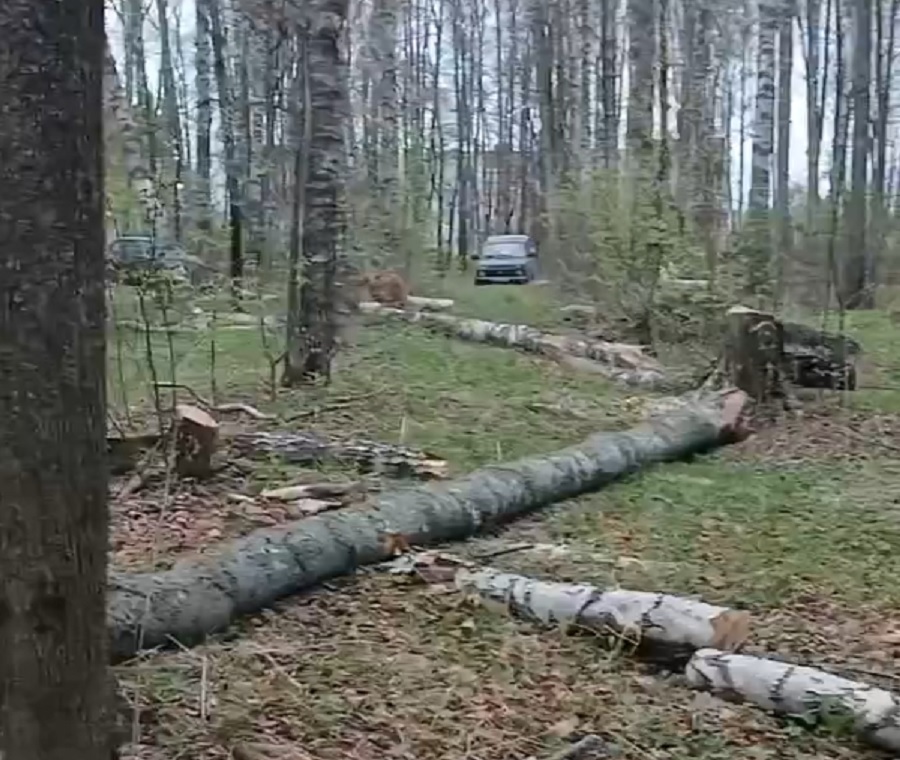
top-left (743, 1), bottom-right (777, 300)
top-left (208, 0), bottom-right (245, 303)
top-left (283, 0), bottom-right (350, 385)
top-left (0, 0), bottom-right (115, 756)
top-left (842, 0), bottom-right (871, 308)
top-left (774, 0), bottom-right (793, 305)
top-left (195, 0), bottom-right (213, 232)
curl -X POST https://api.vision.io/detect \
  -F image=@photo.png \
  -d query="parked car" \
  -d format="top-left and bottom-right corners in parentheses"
top-left (108, 235), bottom-right (214, 287)
top-left (472, 234), bottom-right (539, 285)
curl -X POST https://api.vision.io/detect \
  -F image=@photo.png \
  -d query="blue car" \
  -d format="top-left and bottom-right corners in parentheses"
top-left (473, 234), bottom-right (539, 285)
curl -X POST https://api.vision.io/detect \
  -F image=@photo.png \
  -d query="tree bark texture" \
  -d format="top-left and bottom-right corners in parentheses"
top-left (359, 306), bottom-right (668, 387)
top-left (0, 1), bottom-right (114, 756)
top-left (283, 0), bottom-right (349, 384)
top-left (454, 568), bottom-right (750, 664)
top-left (107, 392), bottom-right (747, 659)
top-left (686, 649), bottom-right (900, 753)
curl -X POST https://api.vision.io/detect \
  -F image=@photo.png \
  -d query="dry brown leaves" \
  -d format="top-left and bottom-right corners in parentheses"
top-left (723, 405), bottom-right (900, 464)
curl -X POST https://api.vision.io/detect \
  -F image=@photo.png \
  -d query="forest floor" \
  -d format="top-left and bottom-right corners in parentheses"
top-left (111, 276), bottom-right (900, 760)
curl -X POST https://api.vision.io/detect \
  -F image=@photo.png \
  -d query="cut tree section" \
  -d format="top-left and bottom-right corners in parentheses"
top-left (174, 404), bottom-right (219, 479)
top-left (686, 649), bottom-right (900, 753)
top-left (454, 567), bottom-right (751, 662)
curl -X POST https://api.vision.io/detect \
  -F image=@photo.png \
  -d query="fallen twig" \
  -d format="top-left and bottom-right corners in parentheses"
top-left (260, 481), bottom-right (366, 502)
top-left (154, 382), bottom-right (276, 420)
top-left (282, 390), bottom-right (382, 422)
top-left (543, 734), bottom-right (612, 760)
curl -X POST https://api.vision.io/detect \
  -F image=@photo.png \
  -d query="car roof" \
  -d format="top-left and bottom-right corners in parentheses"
top-left (484, 234), bottom-right (531, 244)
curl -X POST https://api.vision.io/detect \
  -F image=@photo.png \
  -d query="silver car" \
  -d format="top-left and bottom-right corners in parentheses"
top-left (473, 234), bottom-right (539, 285)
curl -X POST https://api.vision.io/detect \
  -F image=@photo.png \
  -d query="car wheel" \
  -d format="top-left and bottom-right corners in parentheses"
top-left (474, 279), bottom-right (485, 286)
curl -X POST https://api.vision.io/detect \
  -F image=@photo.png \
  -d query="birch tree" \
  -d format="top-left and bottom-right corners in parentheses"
top-left (283, 0), bottom-right (350, 384)
top-left (743, 1), bottom-right (778, 299)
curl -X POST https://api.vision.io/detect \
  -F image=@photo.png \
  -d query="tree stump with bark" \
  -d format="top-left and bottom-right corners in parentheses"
top-left (723, 306), bottom-right (786, 405)
top-left (174, 404), bottom-right (219, 479)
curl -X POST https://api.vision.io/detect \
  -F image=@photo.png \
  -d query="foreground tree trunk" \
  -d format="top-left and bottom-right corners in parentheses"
top-left (0, 1), bottom-right (114, 756)
top-left (107, 390), bottom-right (747, 658)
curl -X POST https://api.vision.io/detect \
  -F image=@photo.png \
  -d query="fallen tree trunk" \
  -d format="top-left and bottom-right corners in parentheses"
top-left (359, 296), bottom-right (454, 312)
top-left (406, 562), bottom-right (749, 663)
top-left (106, 389), bottom-right (747, 659)
top-left (230, 431), bottom-right (450, 480)
top-left (360, 305), bottom-right (668, 388)
top-left (686, 649), bottom-right (900, 753)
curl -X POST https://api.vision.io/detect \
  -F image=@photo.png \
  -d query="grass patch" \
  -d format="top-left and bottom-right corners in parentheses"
top-left (113, 284), bottom-right (900, 760)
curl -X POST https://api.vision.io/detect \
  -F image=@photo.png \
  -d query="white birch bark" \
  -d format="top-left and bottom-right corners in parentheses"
top-left (455, 568), bottom-right (751, 658)
top-left (103, 46), bottom-right (162, 227)
top-left (686, 649), bottom-right (900, 753)
top-left (360, 306), bottom-right (668, 388)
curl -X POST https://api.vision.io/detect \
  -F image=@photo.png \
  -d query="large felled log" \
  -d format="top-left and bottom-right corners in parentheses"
top-left (686, 649), bottom-right (900, 753)
top-left (230, 431), bottom-right (450, 480)
top-left (452, 567), bottom-right (750, 662)
top-left (360, 305), bottom-right (667, 388)
top-left (106, 389), bottom-right (747, 659)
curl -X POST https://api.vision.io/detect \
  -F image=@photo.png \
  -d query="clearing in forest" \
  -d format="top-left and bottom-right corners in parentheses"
top-left (111, 278), bottom-right (900, 760)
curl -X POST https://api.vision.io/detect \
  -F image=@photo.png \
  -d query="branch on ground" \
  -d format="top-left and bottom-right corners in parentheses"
top-left (230, 430), bottom-right (450, 480)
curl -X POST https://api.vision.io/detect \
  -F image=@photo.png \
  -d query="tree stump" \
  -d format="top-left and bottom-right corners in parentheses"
top-left (723, 306), bottom-right (785, 405)
top-left (174, 404), bottom-right (219, 479)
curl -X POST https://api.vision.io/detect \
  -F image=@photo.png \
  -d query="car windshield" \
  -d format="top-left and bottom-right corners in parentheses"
top-left (110, 238), bottom-right (184, 262)
top-left (482, 241), bottom-right (526, 258)
top-left (110, 238), bottom-right (155, 262)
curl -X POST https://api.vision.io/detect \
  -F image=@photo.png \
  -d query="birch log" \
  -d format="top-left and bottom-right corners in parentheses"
top-left (686, 649), bottom-right (900, 753)
top-left (106, 390), bottom-right (746, 659)
top-left (359, 305), bottom-right (667, 388)
top-left (230, 431), bottom-right (450, 480)
top-left (367, 296), bottom-right (455, 311)
top-left (454, 569), bottom-right (750, 662)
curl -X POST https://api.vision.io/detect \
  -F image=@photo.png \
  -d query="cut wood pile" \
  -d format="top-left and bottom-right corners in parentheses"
top-left (360, 304), bottom-right (668, 388)
top-left (230, 430), bottom-right (449, 480)
top-left (105, 388), bottom-right (747, 659)
top-left (388, 551), bottom-right (900, 754)
top-left (718, 306), bottom-right (862, 403)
